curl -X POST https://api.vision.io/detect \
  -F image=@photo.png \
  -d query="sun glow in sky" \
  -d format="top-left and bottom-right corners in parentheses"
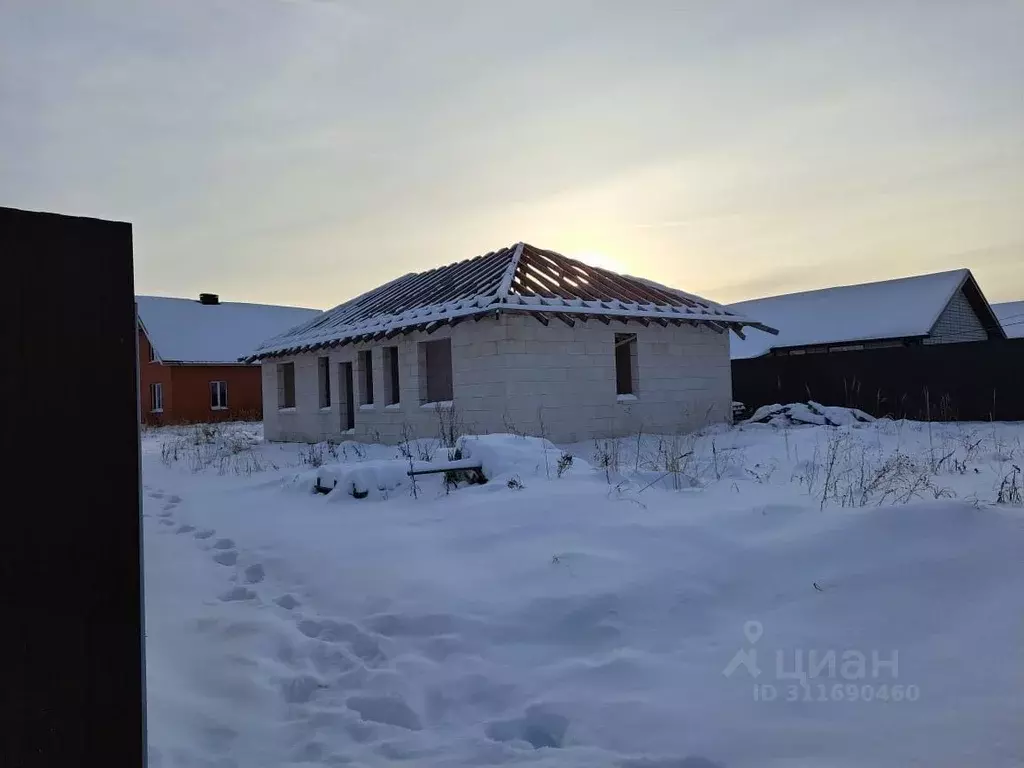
top-left (1, 0), bottom-right (1021, 309)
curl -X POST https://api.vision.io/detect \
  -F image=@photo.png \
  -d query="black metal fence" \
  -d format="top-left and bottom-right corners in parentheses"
top-left (1, 206), bottom-right (143, 767)
top-left (732, 338), bottom-right (1024, 422)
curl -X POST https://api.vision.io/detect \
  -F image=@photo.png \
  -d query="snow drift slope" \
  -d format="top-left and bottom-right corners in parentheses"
top-left (143, 423), bottom-right (1024, 767)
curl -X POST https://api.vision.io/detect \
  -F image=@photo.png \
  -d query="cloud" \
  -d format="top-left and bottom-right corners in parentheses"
top-left (1, 0), bottom-right (1022, 308)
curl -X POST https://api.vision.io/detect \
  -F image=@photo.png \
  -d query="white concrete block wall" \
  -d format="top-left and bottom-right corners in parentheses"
top-left (261, 354), bottom-right (336, 442)
top-left (263, 322), bottom-right (510, 443)
top-left (262, 312), bottom-right (733, 444)
top-left (490, 314), bottom-right (732, 443)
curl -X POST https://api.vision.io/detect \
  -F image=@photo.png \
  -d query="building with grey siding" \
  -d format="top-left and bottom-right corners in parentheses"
top-left (728, 268), bottom-right (1005, 359)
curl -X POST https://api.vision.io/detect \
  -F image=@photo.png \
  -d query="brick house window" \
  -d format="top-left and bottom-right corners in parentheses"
top-left (150, 382), bottom-right (163, 412)
top-left (385, 346), bottom-right (400, 405)
top-left (277, 362), bottom-right (295, 409)
top-left (419, 338), bottom-right (453, 403)
top-left (318, 356), bottom-right (331, 408)
top-left (358, 349), bottom-right (374, 405)
top-left (614, 333), bottom-right (638, 396)
top-left (210, 380), bottom-right (228, 410)
top-left (148, 343), bottom-right (156, 362)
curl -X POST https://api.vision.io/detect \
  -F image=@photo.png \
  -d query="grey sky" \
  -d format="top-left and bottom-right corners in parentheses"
top-left (2, 0), bottom-right (1022, 308)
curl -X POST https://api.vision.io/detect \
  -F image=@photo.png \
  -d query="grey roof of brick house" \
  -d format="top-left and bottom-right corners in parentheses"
top-left (137, 295), bottom-right (321, 364)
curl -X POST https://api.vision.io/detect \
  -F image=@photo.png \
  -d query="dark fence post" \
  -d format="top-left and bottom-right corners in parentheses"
top-left (0, 207), bottom-right (145, 767)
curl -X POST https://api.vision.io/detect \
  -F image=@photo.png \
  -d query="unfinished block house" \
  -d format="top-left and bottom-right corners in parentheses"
top-left (247, 244), bottom-right (773, 444)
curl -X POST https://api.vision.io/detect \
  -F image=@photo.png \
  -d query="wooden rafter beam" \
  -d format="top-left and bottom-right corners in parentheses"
top-left (533, 241), bottom-right (699, 308)
top-left (521, 247), bottom-right (604, 301)
top-left (519, 265), bottom-right (564, 299)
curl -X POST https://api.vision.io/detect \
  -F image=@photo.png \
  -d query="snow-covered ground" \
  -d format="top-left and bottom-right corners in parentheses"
top-left (142, 415), bottom-right (1024, 768)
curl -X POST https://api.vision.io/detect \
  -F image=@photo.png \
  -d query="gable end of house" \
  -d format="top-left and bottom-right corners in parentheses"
top-left (924, 274), bottom-right (1006, 345)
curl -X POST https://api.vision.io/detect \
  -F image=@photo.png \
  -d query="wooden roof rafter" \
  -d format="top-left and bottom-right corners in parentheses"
top-left (247, 241), bottom-right (776, 360)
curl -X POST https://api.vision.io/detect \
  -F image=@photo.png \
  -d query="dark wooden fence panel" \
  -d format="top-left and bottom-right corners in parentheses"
top-left (0, 206), bottom-right (144, 767)
top-left (732, 338), bottom-right (1024, 422)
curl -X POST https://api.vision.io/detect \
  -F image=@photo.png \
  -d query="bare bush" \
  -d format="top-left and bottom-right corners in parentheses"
top-left (502, 410), bottom-right (525, 438)
top-left (397, 421), bottom-right (415, 460)
top-left (633, 425), bottom-right (645, 473)
top-left (811, 428), bottom-right (958, 509)
top-left (638, 435), bottom-right (696, 491)
top-left (416, 440), bottom-right (437, 462)
top-left (436, 404), bottom-right (464, 459)
top-left (336, 442), bottom-right (366, 461)
top-left (819, 427), bottom-right (848, 510)
top-left (397, 423), bottom-right (420, 499)
top-left (592, 438), bottom-right (622, 484)
top-left (997, 465), bottom-right (1022, 505)
top-left (957, 429), bottom-right (985, 462)
top-left (745, 462), bottom-right (778, 484)
top-left (556, 452), bottom-right (574, 478)
top-left (696, 434), bottom-right (746, 484)
top-left (537, 406), bottom-right (552, 478)
top-left (792, 442), bottom-right (822, 494)
top-left (159, 424), bottom-right (270, 476)
top-left (300, 443), bottom-right (326, 468)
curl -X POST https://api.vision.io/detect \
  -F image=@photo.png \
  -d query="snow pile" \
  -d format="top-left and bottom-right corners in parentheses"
top-left (292, 459), bottom-right (419, 501)
top-left (457, 433), bottom-right (591, 482)
top-left (743, 401), bottom-right (875, 427)
top-left (283, 435), bottom-right (588, 501)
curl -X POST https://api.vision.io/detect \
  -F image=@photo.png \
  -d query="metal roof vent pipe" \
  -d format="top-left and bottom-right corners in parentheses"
top-left (199, 293), bottom-right (220, 305)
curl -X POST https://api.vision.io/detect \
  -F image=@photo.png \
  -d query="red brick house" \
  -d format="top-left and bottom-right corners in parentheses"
top-left (137, 293), bottom-right (320, 424)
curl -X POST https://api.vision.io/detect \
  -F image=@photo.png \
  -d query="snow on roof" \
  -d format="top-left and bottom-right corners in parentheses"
top-left (992, 301), bottom-right (1024, 339)
top-left (250, 242), bottom-right (775, 359)
top-left (137, 295), bottom-right (321, 364)
top-left (728, 268), bottom-right (986, 359)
